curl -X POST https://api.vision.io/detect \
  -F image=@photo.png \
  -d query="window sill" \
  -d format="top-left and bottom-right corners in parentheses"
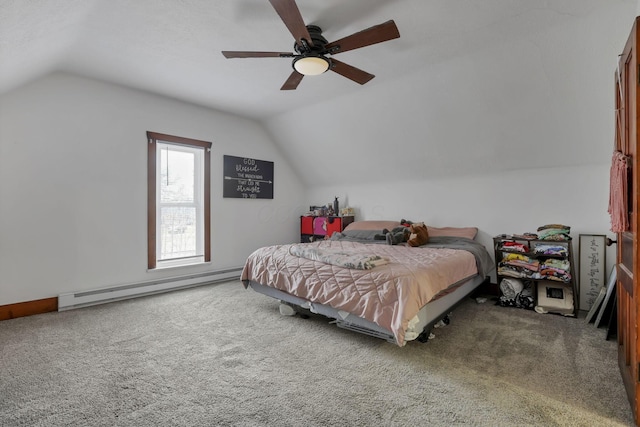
top-left (150, 258), bottom-right (210, 272)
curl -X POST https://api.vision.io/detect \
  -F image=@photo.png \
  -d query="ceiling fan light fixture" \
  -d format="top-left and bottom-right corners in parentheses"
top-left (293, 55), bottom-right (330, 76)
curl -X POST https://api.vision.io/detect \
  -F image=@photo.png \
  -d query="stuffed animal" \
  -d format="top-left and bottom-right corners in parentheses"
top-left (373, 226), bottom-right (410, 245)
top-left (408, 222), bottom-right (429, 247)
top-left (400, 219), bottom-right (413, 227)
top-left (385, 226), bottom-right (411, 245)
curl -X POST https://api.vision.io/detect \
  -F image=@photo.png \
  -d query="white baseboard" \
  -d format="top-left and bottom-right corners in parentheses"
top-left (58, 267), bottom-right (243, 311)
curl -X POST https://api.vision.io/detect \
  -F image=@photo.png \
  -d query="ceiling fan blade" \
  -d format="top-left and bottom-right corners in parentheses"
top-left (325, 20), bottom-right (400, 54)
top-left (281, 71), bottom-right (304, 90)
top-left (269, 0), bottom-right (313, 48)
top-left (329, 59), bottom-right (375, 85)
top-left (222, 51), bottom-right (293, 58)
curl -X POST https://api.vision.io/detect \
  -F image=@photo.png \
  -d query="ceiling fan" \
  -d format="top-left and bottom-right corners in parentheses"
top-left (222, 0), bottom-right (400, 90)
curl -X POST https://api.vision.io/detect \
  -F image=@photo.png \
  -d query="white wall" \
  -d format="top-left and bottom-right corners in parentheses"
top-left (0, 72), bottom-right (305, 305)
top-left (307, 163), bottom-right (617, 283)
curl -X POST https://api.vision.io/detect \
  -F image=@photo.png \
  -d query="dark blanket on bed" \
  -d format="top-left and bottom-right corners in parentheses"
top-left (331, 231), bottom-right (493, 277)
top-left (329, 229), bottom-right (390, 244)
top-left (421, 236), bottom-right (494, 277)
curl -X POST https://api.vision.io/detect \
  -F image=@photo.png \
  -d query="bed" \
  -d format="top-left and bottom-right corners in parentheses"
top-left (241, 220), bottom-right (493, 346)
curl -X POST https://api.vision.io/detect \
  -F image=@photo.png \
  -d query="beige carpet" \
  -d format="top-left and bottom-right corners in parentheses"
top-left (0, 281), bottom-right (633, 426)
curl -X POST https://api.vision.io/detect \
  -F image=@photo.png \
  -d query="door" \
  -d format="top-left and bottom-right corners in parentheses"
top-left (616, 16), bottom-right (639, 424)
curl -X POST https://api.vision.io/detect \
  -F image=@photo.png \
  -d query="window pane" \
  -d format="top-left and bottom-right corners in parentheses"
top-left (160, 148), bottom-right (195, 203)
top-left (148, 132), bottom-right (211, 269)
top-left (160, 206), bottom-right (197, 260)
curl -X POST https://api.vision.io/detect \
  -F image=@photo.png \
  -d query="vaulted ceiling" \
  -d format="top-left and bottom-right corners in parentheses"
top-left (1, 0), bottom-right (636, 185)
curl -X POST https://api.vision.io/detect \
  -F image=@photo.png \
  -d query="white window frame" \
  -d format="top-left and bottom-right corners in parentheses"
top-left (156, 143), bottom-right (204, 267)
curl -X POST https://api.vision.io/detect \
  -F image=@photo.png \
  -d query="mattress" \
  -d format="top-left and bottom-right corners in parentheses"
top-left (241, 238), bottom-right (491, 345)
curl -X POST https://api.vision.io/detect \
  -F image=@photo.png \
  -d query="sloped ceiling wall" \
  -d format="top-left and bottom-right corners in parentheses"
top-left (0, 1), bottom-right (637, 187)
top-left (264, 2), bottom-right (636, 186)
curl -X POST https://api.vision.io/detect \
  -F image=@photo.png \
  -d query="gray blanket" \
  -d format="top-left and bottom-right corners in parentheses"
top-left (421, 236), bottom-right (494, 277)
top-left (331, 231), bottom-right (493, 277)
top-left (329, 229), bottom-right (389, 244)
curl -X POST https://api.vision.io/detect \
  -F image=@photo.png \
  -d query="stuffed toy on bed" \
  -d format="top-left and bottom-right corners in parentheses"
top-left (408, 222), bottom-right (429, 247)
top-left (400, 219), bottom-right (413, 227)
top-left (387, 226), bottom-right (411, 245)
top-left (382, 219), bottom-right (415, 245)
top-left (373, 226), bottom-right (410, 245)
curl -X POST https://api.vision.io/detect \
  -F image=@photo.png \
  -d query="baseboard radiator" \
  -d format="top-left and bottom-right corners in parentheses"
top-left (58, 267), bottom-right (243, 311)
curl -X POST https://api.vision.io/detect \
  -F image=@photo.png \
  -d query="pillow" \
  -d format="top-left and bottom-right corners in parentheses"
top-left (343, 220), bottom-right (402, 231)
top-left (427, 226), bottom-right (478, 240)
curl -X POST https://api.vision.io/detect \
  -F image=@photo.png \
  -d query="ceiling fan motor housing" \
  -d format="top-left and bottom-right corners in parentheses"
top-left (294, 25), bottom-right (328, 54)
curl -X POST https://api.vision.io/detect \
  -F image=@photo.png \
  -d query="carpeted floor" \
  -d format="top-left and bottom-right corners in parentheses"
top-left (0, 280), bottom-right (633, 426)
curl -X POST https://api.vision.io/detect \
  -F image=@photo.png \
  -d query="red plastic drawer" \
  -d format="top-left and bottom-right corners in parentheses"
top-left (313, 217), bottom-right (327, 235)
top-left (326, 217), bottom-right (342, 236)
top-left (301, 216), bottom-right (313, 235)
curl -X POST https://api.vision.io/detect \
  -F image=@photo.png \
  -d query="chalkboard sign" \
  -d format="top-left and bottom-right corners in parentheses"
top-left (223, 155), bottom-right (274, 199)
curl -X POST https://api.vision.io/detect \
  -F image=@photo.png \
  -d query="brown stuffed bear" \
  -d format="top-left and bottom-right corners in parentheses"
top-left (407, 222), bottom-right (429, 247)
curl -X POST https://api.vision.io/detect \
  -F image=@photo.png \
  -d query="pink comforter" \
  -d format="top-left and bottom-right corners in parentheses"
top-left (241, 240), bottom-right (478, 345)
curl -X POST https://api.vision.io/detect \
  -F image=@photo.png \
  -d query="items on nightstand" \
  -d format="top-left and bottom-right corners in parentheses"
top-left (300, 214), bottom-right (354, 242)
top-left (301, 201), bottom-right (354, 242)
top-left (340, 207), bottom-right (355, 216)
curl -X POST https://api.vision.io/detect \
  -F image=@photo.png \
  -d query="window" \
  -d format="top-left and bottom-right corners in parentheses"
top-left (147, 131), bottom-right (211, 269)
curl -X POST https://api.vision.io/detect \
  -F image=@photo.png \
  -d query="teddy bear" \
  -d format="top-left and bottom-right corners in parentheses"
top-left (407, 222), bottom-right (429, 247)
top-left (400, 219), bottom-right (413, 227)
top-left (373, 226), bottom-right (411, 245)
top-left (386, 226), bottom-right (411, 245)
